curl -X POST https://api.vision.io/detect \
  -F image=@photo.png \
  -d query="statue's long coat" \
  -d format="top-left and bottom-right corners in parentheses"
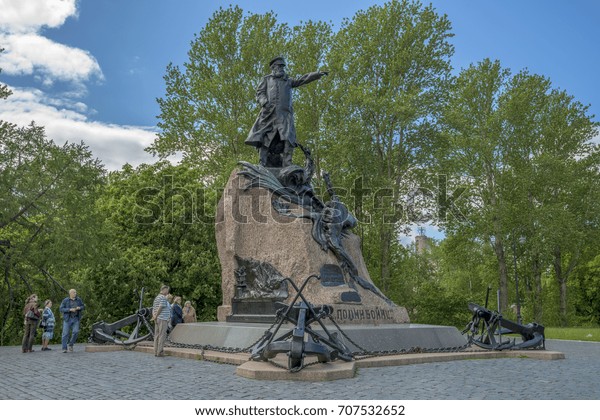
top-left (245, 72), bottom-right (323, 148)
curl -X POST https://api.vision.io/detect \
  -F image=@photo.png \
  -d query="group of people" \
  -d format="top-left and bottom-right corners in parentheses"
top-left (22, 285), bottom-right (197, 357)
top-left (151, 285), bottom-right (198, 357)
top-left (21, 289), bottom-right (85, 353)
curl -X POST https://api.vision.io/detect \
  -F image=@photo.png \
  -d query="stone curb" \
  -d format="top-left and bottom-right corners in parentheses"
top-left (354, 349), bottom-right (564, 368)
top-left (86, 343), bottom-right (249, 365)
top-left (86, 343), bottom-right (564, 381)
top-left (237, 359), bottom-right (356, 381)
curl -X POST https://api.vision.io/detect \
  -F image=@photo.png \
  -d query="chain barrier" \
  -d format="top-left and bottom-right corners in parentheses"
top-left (325, 313), bottom-right (471, 360)
top-left (163, 312), bottom-right (472, 372)
top-left (89, 295), bottom-right (541, 371)
top-left (89, 310), bottom-right (471, 371)
top-left (164, 315), bottom-right (281, 366)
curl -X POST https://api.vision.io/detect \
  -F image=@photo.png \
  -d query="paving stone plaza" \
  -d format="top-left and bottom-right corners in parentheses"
top-left (0, 339), bottom-right (598, 400)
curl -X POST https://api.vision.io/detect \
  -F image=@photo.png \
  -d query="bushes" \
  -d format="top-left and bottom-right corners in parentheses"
top-left (409, 281), bottom-right (470, 328)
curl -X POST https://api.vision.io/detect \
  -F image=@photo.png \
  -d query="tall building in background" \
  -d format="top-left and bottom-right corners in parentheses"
top-left (415, 227), bottom-right (431, 255)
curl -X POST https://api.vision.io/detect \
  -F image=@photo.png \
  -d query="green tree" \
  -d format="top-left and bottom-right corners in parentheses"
top-left (439, 59), bottom-right (599, 322)
top-left (536, 99), bottom-right (598, 325)
top-left (89, 161), bottom-right (221, 323)
top-left (324, 0), bottom-right (454, 296)
top-left (438, 59), bottom-right (514, 311)
top-left (150, 6), bottom-right (290, 180)
top-left (572, 253), bottom-right (600, 324)
top-left (1, 55), bottom-right (107, 343)
top-left (0, 122), bottom-right (105, 344)
top-left (436, 233), bottom-right (498, 302)
top-left (497, 70), bottom-right (556, 322)
top-left (499, 72), bottom-right (599, 324)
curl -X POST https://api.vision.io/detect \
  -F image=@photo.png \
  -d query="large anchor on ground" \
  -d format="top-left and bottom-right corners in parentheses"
top-left (251, 274), bottom-right (353, 372)
top-left (89, 288), bottom-right (154, 346)
top-left (463, 302), bottom-right (545, 350)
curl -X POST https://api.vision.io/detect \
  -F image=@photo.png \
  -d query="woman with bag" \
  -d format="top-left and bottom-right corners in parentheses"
top-left (22, 294), bottom-right (41, 353)
top-left (182, 301), bottom-right (197, 323)
top-left (40, 299), bottom-right (55, 351)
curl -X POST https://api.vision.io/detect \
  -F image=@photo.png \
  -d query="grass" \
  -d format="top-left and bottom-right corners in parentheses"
top-left (544, 327), bottom-right (600, 342)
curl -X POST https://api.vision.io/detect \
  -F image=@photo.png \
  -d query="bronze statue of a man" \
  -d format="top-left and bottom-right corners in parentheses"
top-left (245, 57), bottom-right (327, 167)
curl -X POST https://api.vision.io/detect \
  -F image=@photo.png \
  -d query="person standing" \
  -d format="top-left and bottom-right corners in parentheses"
top-left (171, 296), bottom-right (184, 329)
top-left (22, 294), bottom-right (40, 353)
top-left (40, 299), bottom-right (56, 351)
top-left (166, 293), bottom-right (174, 333)
top-left (59, 289), bottom-right (85, 353)
top-left (151, 285), bottom-right (170, 357)
top-left (182, 301), bottom-right (197, 323)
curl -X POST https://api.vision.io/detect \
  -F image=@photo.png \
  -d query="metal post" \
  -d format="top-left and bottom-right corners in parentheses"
top-left (497, 289), bottom-right (501, 313)
top-left (495, 289), bottom-right (502, 349)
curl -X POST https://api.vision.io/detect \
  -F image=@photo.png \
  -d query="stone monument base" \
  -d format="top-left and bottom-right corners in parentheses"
top-left (168, 321), bottom-right (467, 352)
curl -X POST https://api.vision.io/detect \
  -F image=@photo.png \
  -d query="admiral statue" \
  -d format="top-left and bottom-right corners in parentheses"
top-left (245, 57), bottom-right (327, 167)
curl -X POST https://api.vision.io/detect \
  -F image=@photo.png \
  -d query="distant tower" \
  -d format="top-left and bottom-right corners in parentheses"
top-left (415, 227), bottom-right (431, 255)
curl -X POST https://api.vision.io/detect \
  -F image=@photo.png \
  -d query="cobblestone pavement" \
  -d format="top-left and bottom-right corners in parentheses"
top-left (0, 340), bottom-right (598, 399)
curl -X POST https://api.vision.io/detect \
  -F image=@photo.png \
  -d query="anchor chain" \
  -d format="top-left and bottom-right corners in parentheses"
top-left (165, 315), bottom-right (282, 365)
top-left (325, 313), bottom-right (470, 360)
top-left (163, 276), bottom-right (475, 372)
top-left (165, 312), bottom-right (471, 372)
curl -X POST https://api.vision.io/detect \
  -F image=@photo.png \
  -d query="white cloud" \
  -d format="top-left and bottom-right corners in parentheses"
top-left (0, 33), bottom-right (103, 85)
top-left (0, 1), bottom-right (161, 171)
top-left (0, 86), bottom-right (158, 171)
top-left (0, 0), bottom-right (101, 88)
top-left (0, 0), bottom-right (77, 33)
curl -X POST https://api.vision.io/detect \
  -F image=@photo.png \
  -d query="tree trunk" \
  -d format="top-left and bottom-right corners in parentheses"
top-left (1, 248), bottom-right (12, 346)
top-left (531, 254), bottom-right (543, 323)
top-left (559, 278), bottom-right (568, 327)
top-left (380, 226), bottom-right (391, 294)
top-left (492, 236), bottom-right (509, 312)
top-left (486, 167), bottom-right (508, 312)
top-left (553, 247), bottom-right (570, 327)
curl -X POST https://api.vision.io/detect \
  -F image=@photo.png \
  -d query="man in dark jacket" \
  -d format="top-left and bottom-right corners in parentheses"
top-left (245, 57), bottom-right (327, 167)
top-left (59, 289), bottom-right (85, 353)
